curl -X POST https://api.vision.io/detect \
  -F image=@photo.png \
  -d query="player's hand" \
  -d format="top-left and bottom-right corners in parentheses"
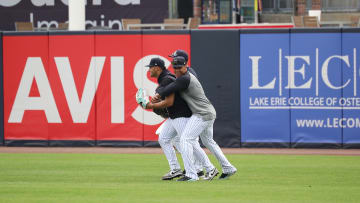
top-left (139, 101), bottom-right (151, 109)
top-left (151, 96), bottom-right (161, 103)
top-left (153, 94), bottom-right (161, 102)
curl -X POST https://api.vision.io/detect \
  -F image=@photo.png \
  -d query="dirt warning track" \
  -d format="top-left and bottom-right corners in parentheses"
top-left (0, 147), bottom-right (360, 156)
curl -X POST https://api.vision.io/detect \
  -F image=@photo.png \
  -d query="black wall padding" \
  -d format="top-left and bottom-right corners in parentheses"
top-left (97, 141), bottom-right (144, 147)
top-left (49, 140), bottom-right (95, 147)
top-left (191, 30), bottom-right (241, 147)
top-left (0, 32), bottom-right (3, 146)
top-left (5, 140), bottom-right (48, 147)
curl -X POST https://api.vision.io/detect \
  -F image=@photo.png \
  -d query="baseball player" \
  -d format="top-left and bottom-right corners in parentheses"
top-left (168, 49), bottom-right (198, 78)
top-left (162, 49), bottom-right (201, 177)
top-left (155, 56), bottom-right (237, 181)
top-left (137, 57), bottom-right (215, 180)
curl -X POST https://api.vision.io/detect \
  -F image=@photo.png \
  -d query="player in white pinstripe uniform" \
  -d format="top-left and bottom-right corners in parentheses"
top-left (156, 50), bottom-right (206, 179)
top-left (155, 56), bottom-right (237, 181)
top-left (137, 57), bottom-right (215, 180)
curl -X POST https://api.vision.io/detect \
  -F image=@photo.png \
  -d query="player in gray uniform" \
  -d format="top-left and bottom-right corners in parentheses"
top-left (168, 50), bottom-right (198, 78)
top-left (166, 50), bottom-right (199, 177)
top-left (156, 56), bottom-right (237, 181)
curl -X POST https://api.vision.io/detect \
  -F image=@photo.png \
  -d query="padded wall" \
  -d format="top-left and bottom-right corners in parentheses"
top-left (240, 29), bottom-right (291, 148)
top-left (0, 32), bottom-right (3, 146)
top-left (48, 32), bottom-right (96, 146)
top-left (1, 29), bottom-right (360, 148)
top-left (94, 31), bottom-right (143, 147)
top-left (3, 32), bottom-right (49, 146)
top-left (191, 30), bottom-right (241, 147)
top-left (2, 30), bottom-right (192, 147)
top-left (342, 28), bottom-right (360, 149)
top-left (290, 29), bottom-right (342, 148)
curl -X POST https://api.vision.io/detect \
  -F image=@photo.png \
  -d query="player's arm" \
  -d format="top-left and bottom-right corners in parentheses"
top-left (145, 93), bottom-right (175, 110)
top-left (157, 74), bottom-right (190, 98)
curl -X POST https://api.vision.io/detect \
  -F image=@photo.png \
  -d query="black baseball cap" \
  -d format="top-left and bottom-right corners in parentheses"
top-left (172, 56), bottom-right (186, 69)
top-left (145, 57), bottom-right (165, 69)
top-left (169, 49), bottom-right (188, 62)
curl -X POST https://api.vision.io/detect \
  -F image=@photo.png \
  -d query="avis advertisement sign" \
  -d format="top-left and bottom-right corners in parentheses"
top-left (240, 30), bottom-right (360, 147)
top-left (3, 32), bottom-right (190, 145)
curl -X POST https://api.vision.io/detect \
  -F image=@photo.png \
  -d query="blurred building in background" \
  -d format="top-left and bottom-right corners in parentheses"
top-left (260, 0), bottom-right (360, 23)
top-left (1, 0), bottom-right (360, 31)
top-left (0, 0), bottom-right (169, 31)
top-left (193, 0), bottom-right (360, 24)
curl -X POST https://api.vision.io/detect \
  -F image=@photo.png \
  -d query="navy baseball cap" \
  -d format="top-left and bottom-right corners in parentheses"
top-left (172, 56), bottom-right (186, 69)
top-left (145, 57), bottom-right (165, 69)
top-left (169, 50), bottom-right (188, 62)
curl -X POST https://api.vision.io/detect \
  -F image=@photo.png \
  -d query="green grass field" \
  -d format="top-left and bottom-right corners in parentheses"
top-left (0, 153), bottom-right (359, 203)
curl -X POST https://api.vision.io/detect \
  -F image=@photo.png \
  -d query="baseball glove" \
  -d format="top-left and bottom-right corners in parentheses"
top-left (135, 88), bottom-right (149, 108)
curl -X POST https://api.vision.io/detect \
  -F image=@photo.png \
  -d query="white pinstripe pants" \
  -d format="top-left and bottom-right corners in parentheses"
top-left (158, 118), bottom-right (205, 172)
top-left (199, 120), bottom-right (237, 174)
top-left (180, 115), bottom-right (237, 179)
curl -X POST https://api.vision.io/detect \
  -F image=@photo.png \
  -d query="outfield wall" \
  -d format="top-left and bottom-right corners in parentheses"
top-left (240, 28), bottom-right (359, 148)
top-left (191, 30), bottom-right (241, 148)
top-left (0, 31), bottom-right (3, 146)
top-left (1, 29), bottom-right (359, 148)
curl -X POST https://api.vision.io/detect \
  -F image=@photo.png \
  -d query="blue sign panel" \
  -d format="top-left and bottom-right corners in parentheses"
top-left (342, 31), bottom-right (360, 148)
top-left (240, 30), bottom-right (290, 146)
top-left (290, 31), bottom-right (342, 147)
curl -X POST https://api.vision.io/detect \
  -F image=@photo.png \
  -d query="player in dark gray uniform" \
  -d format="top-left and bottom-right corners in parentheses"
top-left (168, 49), bottom-right (198, 78)
top-left (156, 56), bottom-right (237, 181)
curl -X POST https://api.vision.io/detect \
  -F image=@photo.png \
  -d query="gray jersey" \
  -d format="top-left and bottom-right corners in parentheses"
top-left (158, 71), bottom-right (216, 121)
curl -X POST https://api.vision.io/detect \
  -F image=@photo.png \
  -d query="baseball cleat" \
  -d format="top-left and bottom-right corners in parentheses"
top-left (197, 171), bottom-right (205, 178)
top-left (203, 168), bottom-right (219, 180)
top-left (219, 170), bottom-right (237, 180)
top-left (161, 169), bottom-right (183, 180)
top-left (176, 176), bottom-right (197, 182)
top-left (174, 170), bottom-right (185, 178)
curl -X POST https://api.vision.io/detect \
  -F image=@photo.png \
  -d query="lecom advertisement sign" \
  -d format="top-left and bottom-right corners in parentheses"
top-left (3, 32), bottom-right (190, 144)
